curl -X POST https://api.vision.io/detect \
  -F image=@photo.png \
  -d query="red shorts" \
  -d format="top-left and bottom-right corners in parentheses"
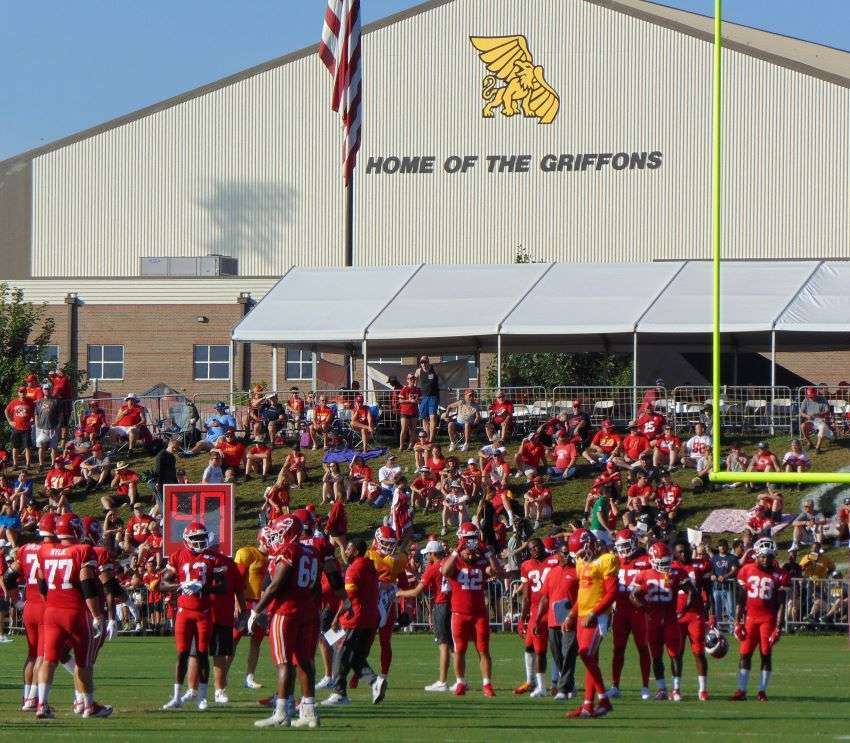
top-left (174, 607), bottom-right (212, 654)
top-left (740, 617), bottom-right (776, 656)
top-left (269, 612), bottom-right (319, 666)
top-left (42, 606), bottom-right (98, 668)
top-left (233, 599), bottom-right (266, 643)
top-left (577, 621), bottom-right (605, 656)
top-left (677, 612), bottom-right (706, 654)
top-left (524, 619), bottom-right (548, 655)
top-left (451, 612), bottom-right (490, 655)
top-left (612, 603), bottom-right (648, 650)
top-left (379, 604), bottom-right (397, 643)
top-left (645, 615), bottom-right (682, 659)
top-left (23, 600), bottom-right (45, 660)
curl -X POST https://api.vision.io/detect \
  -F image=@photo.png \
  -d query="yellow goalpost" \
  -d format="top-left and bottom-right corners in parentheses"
top-left (708, 0), bottom-right (850, 485)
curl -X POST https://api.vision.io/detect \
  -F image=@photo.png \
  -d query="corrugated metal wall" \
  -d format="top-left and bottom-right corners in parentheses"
top-left (30, 0), bottom-right (850, 276)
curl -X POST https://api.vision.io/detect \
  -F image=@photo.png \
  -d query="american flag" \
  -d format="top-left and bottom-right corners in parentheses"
top-left (319, 0), bottom-right (362, 184)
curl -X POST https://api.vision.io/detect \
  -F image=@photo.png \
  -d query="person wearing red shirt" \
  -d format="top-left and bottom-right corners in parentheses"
top-left (515, 433), bottom-right (547, 482)
top-left (534, 541), bottom-right (579, 700)
top-left (485, 390), bottom-right (514, 443)
top-left (482, 448), bottom-right (510, 488)
top-left (309, 396), bottom-right (335, 449)
top-left (102, 462), bottom-right (140, 510)
top-left (730, 537), bottom-right (789, 701)
top-left (636, 404), bottom-right (666, 444)
top-left (836, 496), bottom-right (850, 542)
top-left (631, 542), bottom-right (695, 701)
top-left (548, 432), bottom-right (578, 480)
top-left (657, 471), bottom-right (683, 521)
top-left (138, 521), bottom-right (164, 569)
top-left (245, 438), bottom-right (272, 480)
top-left (347, 455), bottom-right (373, 503)
top-left (214, 429), bottom-right (247, 480)
top-left (263, 472), bottom-right (291, 520)
top-left (514, 539), bottom-right (552, 698)
top-left (565, 399), bottom-right (592, 449)
top-left (653, 424), bottom-right (682, 468)
top-left (47, 368), bottom-right (74, 443)
top-left (80, 400), bottom-right (108, 443)
top-left (524, 476), bottom-right (553, 529)
top-left (23, 374), bottom-right (44, 403)
top-left (442, 523), bottom-right (502, 697)
top-left (160, 522), bottom-right (217, 711)
top-left (397, 374), bottom-right (421, 450)
top-left (673, 541), bottom-right (713, 701)
top-left (426, 444), bottom-right (448, 476)
top-left (411, 466), bottom-right (439, 511)
top-left (746, 442), bottom-right (780, 478)
top-left (461, 459), bottom-right (483, 500)
top-left (43, 458), bottom-right (74, 510)
top-left (613, 423), bottom-right (652, 471)
top-left (583, 419), bottom-right (622, 467)
top-left (396, 540), bottom-right (452, 691)
top-left (122, 503), bottom-right (154, 551)
top-left (286, 387), bottom-right (306, 421)
top-left (350, 394), bottom-right (374, 452)
top-left (5, 386), bottom-right (34, 469)
top-left (110, 394), bottom-right (148, 451)
top-left (626, 472), bottom-right (657, 513)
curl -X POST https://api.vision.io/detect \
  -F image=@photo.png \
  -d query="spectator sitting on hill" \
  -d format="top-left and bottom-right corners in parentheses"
top-left (441, 480), bottom-right (470, 535)
top-left (485, 390), bottom-right (514, 443)
top-left (245, 438), bottom-right (272, 480)
top-left (11, 471), bottom-right (34, 513)
top-left (0, 503), bottom-right (22, 547)
top-left (565, 399), bottom-right (592, 451)
top-left (653, 424), bottom-right (682, 469)
top-left (102, 461), bottom-right (140, 509)
top-left (461, 458), bottom-right (482, 500)
top-left (411, 467), bottom-right (439, 511)
top-left (790, 499), bottom-right (827, 550)
top-left (213, 428), bottom-right (247, 482)
top-left (723, 441), bottom-right (749, 486)
top-left (122, 502), bottom-right (153, 552)
top-left (81, 442), bottom-right (113, 492)
top-left (286, 387), bottom-right (306, 423)
top-left (446, 388), bottom-right (481, 452)
top-left (625, 471), bottom-right (657, 514)
top-left (282, 446), bottom-right (306, 488)
top-left (262, 470), bottom-right (291, 520)
top-left (635, 402), bottom-right (666, 446)
top-left (582, 419), bottom-right (621, 467)
top-left (657, 469), bottom-right (682, 521)
top-left (612, 421), bottom-right (651, 472)
top-left (257, 393), bottom-right (287, 444)
top-left (684, 422), bottom-right (712, 468)
top-left (44, 456), bottom-right (74, 510)
top-left (412, 429), bottom-right (433, 468)
top-left (691, 445), bottom-right (714, 493)
top-left (201, 451), bottom-right (224, 484)
top-left (79, 399), bottom-right (108, 444)
top-left (799, 386), bottom-right (834, 453)
top-left (755, 483), bottom-right (783, 523)
top-left (835, 496), bottom-right (850, 544)
top-left (523, 475), bottom-right (552, 529)
top-left (799, 542), bottom-right (835, 579)
top-left (483, 448), bottom-right (510, 489)
top-left (376, 455), bottom-right (401, 508)
top-left (349, 394), bottom-right (375, 452)
top-left (746, 441), bottom-right (780, 477)
top-left (309, 395), bottom-right (335, 450)
top-left (514, 432), bottom-right (547, 483)
top-left (322, 461), bottom-right (344, 505)
top-left (109, 393), bottom-right (148, 452)
top-left (783, 438), bottom-right (811, 486)
top-left (184, 401), bottom-right (235, 456)
top-left (347, 454), bottom-right (373, 502)
top-left (547, 432), bottom-right (577, 480)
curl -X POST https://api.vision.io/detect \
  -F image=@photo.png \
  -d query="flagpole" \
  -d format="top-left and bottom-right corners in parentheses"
top-left (344, 178), bottom-right (354, 267)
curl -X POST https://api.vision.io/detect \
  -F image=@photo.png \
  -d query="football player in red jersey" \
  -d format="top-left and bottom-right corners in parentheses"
top-left (253, 514), bottom-right (323, 728)
top-left (514, 538), bottom-right (552, 698)
top-left (442, 522), bottom-right (502, 697)
top-left (608, 529), bottom-right (652, 700)
top-left (673, 541), bottom-right (713, 700)
top-left (8, 514), bottom-right (55, 711)
top-left (159, 522), bottom-right (216, 711)
top-left (730, 537), bottom-right (789, 702)
top-left (35, 513), bottom-right (110, 719)
top-left (631, 541), bottom-right (695, 701)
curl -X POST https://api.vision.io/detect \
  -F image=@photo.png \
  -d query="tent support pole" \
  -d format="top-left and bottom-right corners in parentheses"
top-left (311, 348), bottom-right (318, 392)
top-left (362, 339), bottom-right (368, 400)
top-left (229, 340), bottom-right (236, 410)
top-left (770, 330), bottom-right (776, 436)
top-left (632, 332), bottom-right (638, 418)
top-left (497, 334), bottom-right (502, 388)
top-left (271, 346), bottom-right (278, 392)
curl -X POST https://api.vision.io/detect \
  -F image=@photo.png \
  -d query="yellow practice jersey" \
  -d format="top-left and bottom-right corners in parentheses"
top-left (575, 552), bottom-right (619, 618)
top-left (366, 548), bottom-right (408, 585)
top-left (234, 546), bottom-right (268, 601)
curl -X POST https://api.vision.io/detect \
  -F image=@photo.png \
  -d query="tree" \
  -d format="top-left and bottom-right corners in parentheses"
top-left (0, 283), bottom-right (84, 404)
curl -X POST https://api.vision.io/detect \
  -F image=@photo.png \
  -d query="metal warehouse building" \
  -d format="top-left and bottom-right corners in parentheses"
top-left (1, 0), bottom-right (849, 395)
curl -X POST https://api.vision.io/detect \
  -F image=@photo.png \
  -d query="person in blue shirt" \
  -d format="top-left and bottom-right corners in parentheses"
top-left (184, 401), bottom-right (237, 456)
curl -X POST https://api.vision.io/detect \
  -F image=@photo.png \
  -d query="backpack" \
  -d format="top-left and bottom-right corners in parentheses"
top-left (299, 429), bottom-right (312, 449)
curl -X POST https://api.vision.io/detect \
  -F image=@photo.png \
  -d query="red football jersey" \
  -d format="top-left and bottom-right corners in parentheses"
top-left (541, 564), bottom-right (579, 627)
top-left (737, 562), bottom-right (789, 622)
top-left (658, 484), bottom-right (682, 511)
top-left (520, 557), bottom-right (552, 615)
top-left (673, 559), bottom-right (707, 614)
top-left (271, 541), bottom-right (321, 616)
top-left (168, 547), bottom-right (215, 611)
top-left (210, 552), bottom-right (245, 625)
top-left (446, 554), bottom-right (489, 616)
top-left (633, 567), bottom-right (690, 619)
top-left (17, 542), bottom-right (44, 605)
top-left (37, 542), bottom-right (97, 610)
top-left (519, 440), bottom-right (545, 467)
top-left (636, 412), bottom-right (666, 438)
top-left (657, 434), bottom-right (682, 454)
top-left (420, 559), bottom-right (450, 605)
top-left (616, 552), bottom-right (652, 596)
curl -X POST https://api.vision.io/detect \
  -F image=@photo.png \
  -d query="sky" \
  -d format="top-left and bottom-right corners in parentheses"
top-left (0, 0), bottom-right (847, 161)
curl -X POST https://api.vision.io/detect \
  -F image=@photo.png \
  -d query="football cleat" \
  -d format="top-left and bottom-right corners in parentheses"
top-left (244, 676), bottom-right (263, 689)
top-left (698, 691), bottom-right (710, 702)
top-left (566, 702), bottom-right (594, 718)
top-left (482, 683), bottom-right (495, 697)
top-left (554, 692), bottom-right (568, 701)
top-left (453, 682), bottom-right (467, 696)
top-left (756, 691), bottom-right (768, 702)
top-left (197, 698), bottom-right (208, 711)
top-left (593, 697), bottom-right (613, 717)
top-left (371, 675), bottom-right (388, 705)
top-left (21, 697), bottom-right (38, 712)
top-left (254, 714), bottom-right (291, 728)
top-left (315, 676), bottom-right (334, 690)
top-left (654, 689), bottom-right (668, 701)
top-left (73, 699), bottom-right (85, 714)
top-left (321, 693), bottom-right (350, 706)
top-left (513, 681), bottom-right (532, 695)
top-left (83, 702), bottom-right (113, 718)
top-left (162, 697), bottom-right (182, 710)
top-left (606, 686), bottom-right (622, 698)
top-left (424, 680), bottom-right (449, 692)
top-left (530, 686), bottom-right (547, 698)
top-left (729, 689), bottom-right (747, 701)
top-left (671, 689), bottom-right (682, 702)
top-left (180, 688), bottom-right (197, 704)
top-left (214, 689), bottom-right (229, 704)
top-left (36, 704), bottom-right (55, 720)
top-left (291, 704), bottom-right (320, 729)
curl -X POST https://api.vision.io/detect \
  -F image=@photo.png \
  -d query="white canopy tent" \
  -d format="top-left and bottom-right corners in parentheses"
top-left (231, 259), bottom-right (849, 392)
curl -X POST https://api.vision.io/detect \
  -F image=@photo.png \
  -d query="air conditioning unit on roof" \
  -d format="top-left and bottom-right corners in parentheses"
top-left (139, 255), bottom-right (238, 277)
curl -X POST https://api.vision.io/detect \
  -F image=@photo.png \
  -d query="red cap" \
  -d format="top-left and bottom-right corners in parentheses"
top-left (25, 374), bottom-right (38, 383)
top-left (571, 399), bottom-right (581, 407)
top-left (806, 386), bottom-right (816, 398)
top-left (542, 537), bottom-right (556, 552)
top-left (601, 419), bottom-right (612, 427)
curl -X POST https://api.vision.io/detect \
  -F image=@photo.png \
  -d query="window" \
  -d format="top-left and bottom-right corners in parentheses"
top-left (441, 354), bottom-right (478, 379)
top-left (87, 345), bottom-right (124, 380)
top-left (24, 344), bottom-right (59, 365)
top-left (193, 345), bottom-right (231, 380)
top-left (286, 347), bottom-right (314, 380)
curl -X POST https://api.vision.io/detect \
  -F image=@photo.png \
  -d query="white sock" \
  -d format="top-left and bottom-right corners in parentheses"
top-left (302, 696), bottom-right (315, 705)
top-left (75, 690), bottom-right (84, 703)
top-left (246, 673), bottom-right (255, 684)
top-left (173, 683), bottom-right (181, 700)
top-left (657, 678), bottom-right (667, 691)
top-left (738, 669), bottom-right (749, 691)
top-left (275, 698), bottom-right (287, 717)
top-left (23, 683), bottom-right (31, 700)
top-left (524, 651), bottom-right (534, 683)
top-left (759, 670), bottom-right (771, 692)
top-left (698, 675), bottom-right (707, 692)
top-left (535, 672), bottom-right (546, 690)
top-left (456, 677), bottom-right (466, 686)
top-left (62, 659), bottom-right (76, 675)
top-left (482, 677), bottom-right (491, 686)
top-left (198, 683), bottom-right (208, 700)
top-left (672, 676), bottom-right (681, 691)
top-left (38, 682), bottom-right (49, 705)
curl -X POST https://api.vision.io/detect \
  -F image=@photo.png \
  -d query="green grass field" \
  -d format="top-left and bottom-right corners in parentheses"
top-left (0, 632), bottom-right (847, 740)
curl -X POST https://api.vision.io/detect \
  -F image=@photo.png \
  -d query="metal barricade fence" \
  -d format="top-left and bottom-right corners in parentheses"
top-left (709, 579), bottom-right (739, 630)
top-left (451, 386), bottom-right (549, 439)
top-left (786, 577), bottom-right (849, 630)
top-left (72, 394), bottom-right (191, 433)
top-left (671, 386), bottom-right (793, 436)
top-left (794, 385), bottom-right (850, 439)
top-left (551, 386), bottom-right (667, 428)
top-left (407, 579), bottom-right (520, 632)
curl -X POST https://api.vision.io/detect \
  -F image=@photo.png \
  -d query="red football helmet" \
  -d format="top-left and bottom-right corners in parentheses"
top-left (567, 528), bottom-right (598, 560)
top-left (374, 526), bottom-right (398, 556)
top-left (38, 513), bottom-right (57, 538)
top-left (80, 516), bottom-right (102, 545)
top-left (614, 529), bottom-right (636, 558)
top-left (293, 507), bottom-right (316, 533)
top-left (457, 522), bottom-right (481, 553)
top-left (55, 513), bottom-right (83, 541)
top-left (648, 541), bottom-right (672, 572)
top-left (268, 515), bottom-right (303, 553)
top-left (183, 521), bottom-right (210, 553)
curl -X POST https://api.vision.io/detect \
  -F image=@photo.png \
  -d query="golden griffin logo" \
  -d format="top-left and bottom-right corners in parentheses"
top-left (469, 35), bottom-right (560, 124)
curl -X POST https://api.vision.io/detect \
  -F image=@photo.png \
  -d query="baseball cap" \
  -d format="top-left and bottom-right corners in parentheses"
top-left (756, 441), bottom-right (767, 449)
top-left (420, 540), bottom-right (445, 555)
top-left (601, 419), bottom-right (612, 427)
top-left (467, 458), bottom-right (476, 465)
top-left (124, 393), bottom-right (139, 401)
top-left (25, 373), bottom-right (37, 383)
top-left (542, 536), bottom-right (556, 552)
top-left (571, 399), bottom-right (581, 407)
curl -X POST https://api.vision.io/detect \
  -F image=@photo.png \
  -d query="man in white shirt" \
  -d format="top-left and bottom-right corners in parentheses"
top-left (684, 422), bottom-right (712, 468)
top-left (376, 454), bottom-right (402, 507)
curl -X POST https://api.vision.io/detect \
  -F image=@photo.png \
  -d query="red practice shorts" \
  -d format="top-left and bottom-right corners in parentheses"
top-left (612, 603), bottom-right (648, 650)
top-left (42, 606), bottom-right (98, 668)
top-left (740, 617), bottom-right (776, 657)
top-left (677, 612), bottom-right (706, 654)
top-left (451, 612), bottom-right (490, 655)
top-left (174, 607), bottom-right (212, 654)
top-left (233, 599), bottom-right (266, 643)
top-left (524, 619), bottom-right (548, 655)
top-left (645, 615), bottom-right (682, 659)
top-left (23, 600), bottom-right (45, 660)
top-left (269, 612), bottom-right (319, 666)
top-left (577, 621), bottom-right (605, 656)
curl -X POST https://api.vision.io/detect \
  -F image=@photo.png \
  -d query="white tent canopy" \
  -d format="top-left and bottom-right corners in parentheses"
top-left (775, 261), bottom-right (850, 333)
